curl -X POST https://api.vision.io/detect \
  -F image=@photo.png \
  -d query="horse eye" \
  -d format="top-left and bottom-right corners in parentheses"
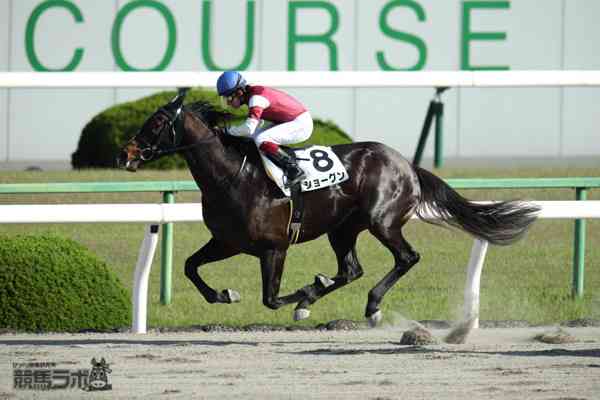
top-left (150, 113), bottom-right (171, 134)
top-left (151, 119), bottom-right (164, 133)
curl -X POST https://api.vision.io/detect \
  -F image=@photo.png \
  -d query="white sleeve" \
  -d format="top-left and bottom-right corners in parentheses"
top-left (248, 95), bottom-right (270, 109)
top-left (227, 118), bottom-right (260, 137)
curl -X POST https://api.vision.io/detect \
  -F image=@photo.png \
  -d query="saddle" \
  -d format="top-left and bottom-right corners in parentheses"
top-left (227, 137), bottom-right (349, 244)
top-left (258, 145), bottom-right (350, 244)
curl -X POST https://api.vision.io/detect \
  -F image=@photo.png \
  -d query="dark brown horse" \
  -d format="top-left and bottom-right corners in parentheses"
top-left (118, 89), bottom-right (539, 326)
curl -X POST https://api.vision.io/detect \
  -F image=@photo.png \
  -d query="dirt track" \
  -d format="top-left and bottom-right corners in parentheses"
top-left (1, 326), bottom-right (599, 400)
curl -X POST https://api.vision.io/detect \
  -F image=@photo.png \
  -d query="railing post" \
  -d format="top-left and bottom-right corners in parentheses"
top-left (160, 191), bottom-right (175, 305)
top-left (413, 101), bottom-right (436, 167)
top-left (414, 87), bottom-right (448, 168)
top-left (463, 239), bottom-right (489, 329)
top-left (434, 100), bottom-right (444, 168)
top-left (572, 187), bottom-right (587, 298)
top-left (133, 224), bottom-right (160, 334)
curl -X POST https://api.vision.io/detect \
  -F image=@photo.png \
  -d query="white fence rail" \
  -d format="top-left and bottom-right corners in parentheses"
top-left (2, 71), bottom-right (600, 89)
top-left (0, 203), bottom-right (204, 224)
top-left (1, 200), bottom-right (598, 333)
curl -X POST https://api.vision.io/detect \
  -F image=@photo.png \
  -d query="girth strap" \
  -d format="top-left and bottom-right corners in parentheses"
top-left (287, 183), bottom-right (304, 244)
top-left (286, 150), bottom-right (304, 244)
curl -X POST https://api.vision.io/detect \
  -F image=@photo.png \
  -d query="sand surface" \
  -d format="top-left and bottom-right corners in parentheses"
top-left (1, 326), bottom-right (599, 399)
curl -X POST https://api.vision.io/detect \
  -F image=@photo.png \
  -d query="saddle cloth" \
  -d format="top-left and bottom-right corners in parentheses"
top-left (260, 145), bottom-right (349, 196)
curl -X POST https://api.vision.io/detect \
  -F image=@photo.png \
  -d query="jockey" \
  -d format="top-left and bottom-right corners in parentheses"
top-left (216, 70), bottom-right (313, 187)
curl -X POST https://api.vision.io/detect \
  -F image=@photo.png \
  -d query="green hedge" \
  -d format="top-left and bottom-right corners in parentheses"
top-left (72, 88), bottom-right (353, 169)
top-left (0, 234), bottom-right (130, 332)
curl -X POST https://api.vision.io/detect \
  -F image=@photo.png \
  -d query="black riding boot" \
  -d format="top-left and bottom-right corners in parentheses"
top-left (265, 148), bottom-right (306, 188)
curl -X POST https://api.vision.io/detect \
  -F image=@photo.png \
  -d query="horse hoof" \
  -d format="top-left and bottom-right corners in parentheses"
top-left (367, 310), bottom-right (383, 327)
top-left (223, 289), bottom-right (241, 303)
top-left (316, 274), bottom-right (335, 288)
top-left (294, 308), bottom-right (310, 321)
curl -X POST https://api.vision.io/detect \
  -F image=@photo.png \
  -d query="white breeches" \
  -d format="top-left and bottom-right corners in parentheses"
top-left (253, 112), bottom-right (313, 147)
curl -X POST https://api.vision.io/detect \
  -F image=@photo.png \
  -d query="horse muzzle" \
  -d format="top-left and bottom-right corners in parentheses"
top-left (117, 150), bottom-right (140, 172)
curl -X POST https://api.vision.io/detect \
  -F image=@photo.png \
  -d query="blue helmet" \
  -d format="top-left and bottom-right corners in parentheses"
top-left (216, 71), bottom-right (247, 96)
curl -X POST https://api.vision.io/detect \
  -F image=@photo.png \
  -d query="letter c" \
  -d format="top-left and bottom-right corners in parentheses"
top-left (25, 0), bottom-right (84, 71)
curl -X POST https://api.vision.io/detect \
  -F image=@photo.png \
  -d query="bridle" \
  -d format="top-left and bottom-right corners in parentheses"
top-left (131, 88), bottom-right (218, 162)
top-left (126, 87), bottom-right (248, 185)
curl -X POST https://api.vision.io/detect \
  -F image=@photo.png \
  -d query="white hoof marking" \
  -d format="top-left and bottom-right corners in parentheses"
top-left (225, 289), bottom-right (241, 303)
top-left (316, 274), bottom-right (335, 288)
top-left (367, 310), bottom-right (383, 327)
top-left (293, 308), bottom-right (311, 321)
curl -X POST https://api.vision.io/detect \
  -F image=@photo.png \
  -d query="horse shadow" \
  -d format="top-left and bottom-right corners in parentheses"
top-left (286, 345), bottom-right (600, 358)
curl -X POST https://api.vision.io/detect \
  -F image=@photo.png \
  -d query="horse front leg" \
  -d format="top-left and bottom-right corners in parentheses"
top-left (259, 248), bottom-right (305, 310)
top-left (185, 237), bottom-right (241, 304)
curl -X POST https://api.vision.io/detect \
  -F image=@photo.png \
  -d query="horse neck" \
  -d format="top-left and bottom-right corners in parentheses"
top-left (180, 112), bottom-right (245, 192)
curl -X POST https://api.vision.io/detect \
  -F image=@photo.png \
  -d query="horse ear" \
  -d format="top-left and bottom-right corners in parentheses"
top-left (170, 87), bottom-right (190, 109)
top-left (91, 358), bottom-right (97, 364)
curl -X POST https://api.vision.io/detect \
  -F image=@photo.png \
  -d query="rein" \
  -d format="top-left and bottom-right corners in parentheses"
top-left (155, 113), bottom-right (248, 186)
top-left (154, 130), bottom-right (218, 157)
top-left (133, 88), bottom-right (248, 186)
top-left (140, 106), bottom-right (219, 160)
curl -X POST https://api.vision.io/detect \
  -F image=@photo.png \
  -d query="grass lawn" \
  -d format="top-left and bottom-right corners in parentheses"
top-left (1, 166), bottom-right (599, 328)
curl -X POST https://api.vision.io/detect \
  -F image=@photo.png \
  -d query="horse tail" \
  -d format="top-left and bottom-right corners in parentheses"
top-left (413, 166), bottom-right (539, 246)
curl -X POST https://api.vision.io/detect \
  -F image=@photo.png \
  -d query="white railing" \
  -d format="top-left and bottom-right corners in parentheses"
top-left (2, 71), bottom-right (600, 88)
top-left (1, 200), bottom-right (599, 333)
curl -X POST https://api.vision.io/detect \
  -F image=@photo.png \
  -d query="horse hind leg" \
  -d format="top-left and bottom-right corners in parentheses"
top-left (365, 228), bottom-right (420, 327)
top-left (293, 219), bottom-right (365, 321)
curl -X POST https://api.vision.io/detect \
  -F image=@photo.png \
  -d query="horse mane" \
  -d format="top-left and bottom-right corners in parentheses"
top-left (184, 100), bottom-right (232, 128)
top-left (184, 100), bottom-right (259, 160)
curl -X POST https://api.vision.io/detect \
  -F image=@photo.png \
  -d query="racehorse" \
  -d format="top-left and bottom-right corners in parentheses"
top-left (118, 88), bottom-right (539, 327)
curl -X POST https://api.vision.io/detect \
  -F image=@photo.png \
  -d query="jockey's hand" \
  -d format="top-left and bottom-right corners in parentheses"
top-left (227, 118), bottom-right (258, 138)
top-left (213, 126), bottom-right (230, 136)
top-left (225, 127), bottom-right (237, 137)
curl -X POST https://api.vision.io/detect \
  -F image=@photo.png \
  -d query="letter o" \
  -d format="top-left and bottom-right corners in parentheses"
top-left (111, 0), bottom-right (177, 71)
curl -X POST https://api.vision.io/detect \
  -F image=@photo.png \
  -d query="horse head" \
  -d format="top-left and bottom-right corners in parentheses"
top-left (117, 87), bottom-right (251, 172)
top-left (119, 88), bottom-right (231, 169)
top-left (117, 87), bottom-right (191, 171)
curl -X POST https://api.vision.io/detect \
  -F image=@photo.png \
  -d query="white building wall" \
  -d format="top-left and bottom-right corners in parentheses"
top-left (1, 0), bottom-right (10, 163)
top-left (8, 0), bottom-right (115, 161)
top-left (561, 0), bottom-right (600, 157)
top-left (0, 0), bottom-right (598, 166)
